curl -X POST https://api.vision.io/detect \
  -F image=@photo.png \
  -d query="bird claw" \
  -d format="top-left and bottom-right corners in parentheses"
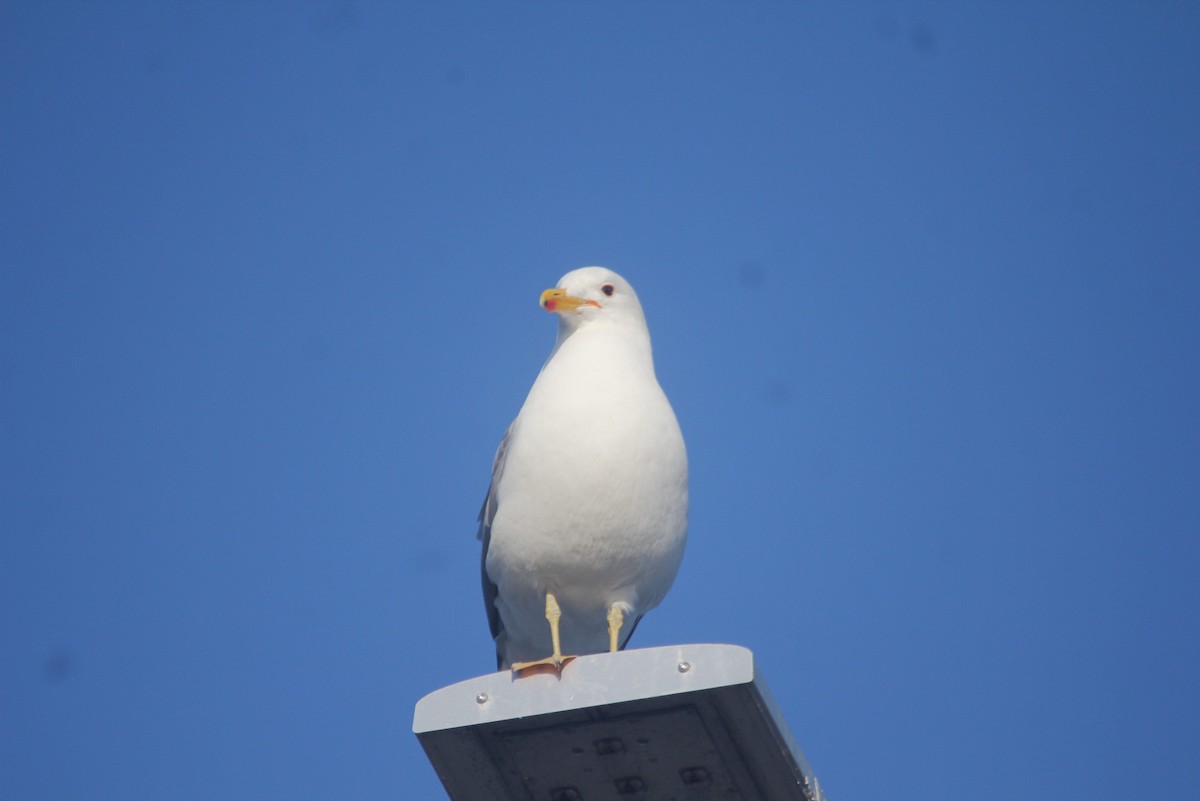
top-left (510, 654), bottom-right (577, 678)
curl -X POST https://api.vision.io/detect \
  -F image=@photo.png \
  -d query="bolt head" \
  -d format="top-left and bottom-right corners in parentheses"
top-left (475, 692), bottom-right (489, 704)
top-left (678, 661), bottom-right (691, 673)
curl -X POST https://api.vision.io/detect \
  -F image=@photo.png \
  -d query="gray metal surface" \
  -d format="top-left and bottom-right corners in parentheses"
top-left (414, 644), bottom-right (826, 801)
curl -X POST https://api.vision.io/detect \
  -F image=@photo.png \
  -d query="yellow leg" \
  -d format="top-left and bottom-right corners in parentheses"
top-left (607, 604), bottom-right (624, 652)
top-left (510, 592), bottom-right (575, 675)
top-left (546, 592), bottom-right (563, 663)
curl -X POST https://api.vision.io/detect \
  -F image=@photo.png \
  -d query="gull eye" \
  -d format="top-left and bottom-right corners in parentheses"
top-left (601, 284), bottom-right (615, 297)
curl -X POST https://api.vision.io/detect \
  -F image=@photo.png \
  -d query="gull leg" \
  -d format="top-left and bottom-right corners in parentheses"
top-left (511, 592), bottom-right (576, 675)
top-left (607, 604), bottom-right (624, 652)
top-left (546, 592), bottom-right (564, 663)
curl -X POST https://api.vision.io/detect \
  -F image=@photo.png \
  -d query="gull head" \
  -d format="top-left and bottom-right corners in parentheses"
top-left (540, 267), bottom-right (648, 335)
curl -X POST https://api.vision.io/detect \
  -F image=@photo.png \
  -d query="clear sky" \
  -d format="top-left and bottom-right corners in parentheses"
top-left (3, 2), bottom-right (1198, 799)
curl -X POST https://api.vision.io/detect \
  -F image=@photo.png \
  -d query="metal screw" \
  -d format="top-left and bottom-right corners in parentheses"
top-left (476, 692), bottom-right (489, 704)
top-left (678, 661), bottom-right (691, 673)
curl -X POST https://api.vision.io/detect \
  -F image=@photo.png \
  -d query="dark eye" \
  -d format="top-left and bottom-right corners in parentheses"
top-left (601, 284), bottom-right (615, 296)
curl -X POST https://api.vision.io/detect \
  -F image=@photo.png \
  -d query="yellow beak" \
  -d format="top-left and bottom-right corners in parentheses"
top-left (541, 288), bottom-right (601, 314)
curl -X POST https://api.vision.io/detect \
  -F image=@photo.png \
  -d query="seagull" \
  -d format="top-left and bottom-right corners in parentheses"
top-left (478, 267), bottom-right (688, 673)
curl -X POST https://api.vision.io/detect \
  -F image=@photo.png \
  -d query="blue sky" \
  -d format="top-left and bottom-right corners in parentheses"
top-left (3, 2), bottom-right (1198, 799)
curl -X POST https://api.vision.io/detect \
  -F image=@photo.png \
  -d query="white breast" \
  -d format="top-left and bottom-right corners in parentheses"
top-left (485, 323), bottom-right (688, 660)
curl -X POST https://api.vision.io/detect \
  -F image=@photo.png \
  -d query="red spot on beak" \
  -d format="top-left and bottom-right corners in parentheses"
top-left (544, 298), bottom-right (557, 312)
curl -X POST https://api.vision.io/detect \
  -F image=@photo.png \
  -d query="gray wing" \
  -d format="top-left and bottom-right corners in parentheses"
top-left (620, 614), bottom-right (644, 650)
top-left (478, 422), bottom-right (514, 670)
